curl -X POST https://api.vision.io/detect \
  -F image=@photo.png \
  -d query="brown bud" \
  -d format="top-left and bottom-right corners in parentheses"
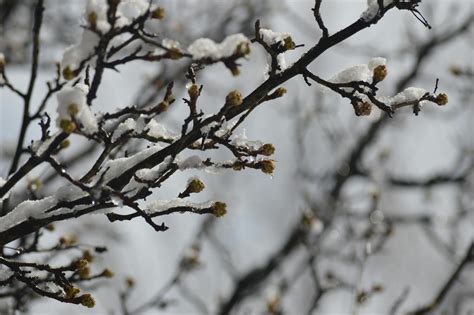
top-left (187, 84), bottom-right (200, 99)
top-left (65, 286), bottom-right (80, 299)
top-left (259, 159), bottom-right (276, 175)
top-left (225, 90), bottom-right (243, 107)
top-left (157, 101), bottom-right (169, 112)
top-left (62, 66), bottom-right (76, 80)
top-left (60, 119), bottom-right (77, 133)
top-left (354, 102), bottom-right (372, 116)
top-left (151, 7), bottom-right (165, 19)
top-left (187, 178), bottom-right (205, 194)
top-left (230, 66), bottom-right (240, 76)
top-left (88, 11), bottom-right (97, 28)
top-left (0, 54), bottom-right (5, 71)
top-left (283, 36), bottom-right (296, 50)
top-left (78, 266), bottom-right (91, 279)
top-left (236, 42), bottom-right (251, 55)
top-left (435, 93), bottom-right (448, 106)
top-left (260, 143), bottom-right (275, 156)
top-left (168, 47), bottom-right (182, 60)
top-left (103, 268), bottom-right (114, 278)
top-left (373, 65), bottom-right (387, 83)
top-left (83, 250), bottom-right (93, 262)
top-left (67, 103), bottom-right (79, 116)
top-left (212, 202), bottom-right (227, 217)
top-left (75, 259), bottom-right (88, 270)
top-left (59, 139), bottom-right (70, 149)
top-left (125, 277), bottom-right (135, 288)
top-left (80, 294), bottom-right (95, 308)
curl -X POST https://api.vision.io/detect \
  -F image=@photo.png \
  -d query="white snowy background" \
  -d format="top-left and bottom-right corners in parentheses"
top-left (1, 0), bottom-right (473, 314)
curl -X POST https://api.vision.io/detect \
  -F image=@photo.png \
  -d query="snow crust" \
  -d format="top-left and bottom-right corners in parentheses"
top-left (56, 84), bottom-right (98, 135)
top-left (361, 0), bottom-right (394, 21)
top-left (329, 57), bottom-right (386, 84)
top-left (146, 198), bottom-right (213, 214)
top-left (259, 28), bottom-right (291, 46)
top-left (187, 34), bottom-right (250, 60)
top-left (382, 87), bottom-right (428, 106)
top-left (111, 115), bottom-right (177, 143)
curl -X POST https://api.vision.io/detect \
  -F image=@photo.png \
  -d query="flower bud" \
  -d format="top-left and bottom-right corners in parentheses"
top-left (65, 286), bottom-right (80, 299)
top-left (435, 93), bottom-right (448, 106)
top-left (168, 47), bottom-right (182, 60)
top-left (75, 259), bottom-right (88, 270)
top-left (0, 53), bottom-right (5, 71)
top-left (212, 202), bottom-right (227, 217)
top-left (60, 139), bottom-right (70, 149)
top-left (62, 66), bottom-right (76, 80)
top-left (187, 84), bottom-right (200, 99)
top-left (126, 277), bottom-right (135, 288)
top-left (275, 87), bottom-right (287, 97)
top-left (88, 11), bottom-right (97, 28)
top-left (236, 42), bottom-right (251, 55)
top-left (187, 178), bottom-right (205, 194)
top-left (67, 103), bottom-right (79, 116)
top-left (80, 294), bottom-right (96, 308)
top-left (60, 119), bottom-right (77, 133)
top-left (283, 36), bottom-right (296, 50)
top-left (157, 101), bottom-right (169, 112)
top-left (103, 268), bottom-right (114, 278)
top-left (151, 7), bottom-right (165, 19)
top-left (259, 159), bottom-right (276, 175)
top-left (79, 266), bottom-right (91, 279)
top-left (373, 65), bottom-right (387, 83)
top-left (355, 102), bottom-right (372, 116)
top-left (83, 250), bottom-right (93, 262)
top-left (450, 65), bottom-right (462, 76)
top-left (225, 90), bottom-right (243, 107)
top-left (230, 66), bottom-right (240, 76)
top-left (260, 143), bottom-right (275, 156)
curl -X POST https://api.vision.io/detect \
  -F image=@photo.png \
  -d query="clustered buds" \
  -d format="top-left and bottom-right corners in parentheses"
top-left (226, 90), bottom-right (243, 107)
top-left (258, 159), bottom-right (276, 175)
top-left (372, 65), bottom-right (387, 83)
top-left (151, 7), bottom-right (165, 19)
top-left (354, 102), bottom-right (372, 116)
top-left (435, 93), bottom-right (448, 106)
top-left (259, 143), bottom-right (275, 156)
top-left (212, 202), bottom-right (227, 217)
